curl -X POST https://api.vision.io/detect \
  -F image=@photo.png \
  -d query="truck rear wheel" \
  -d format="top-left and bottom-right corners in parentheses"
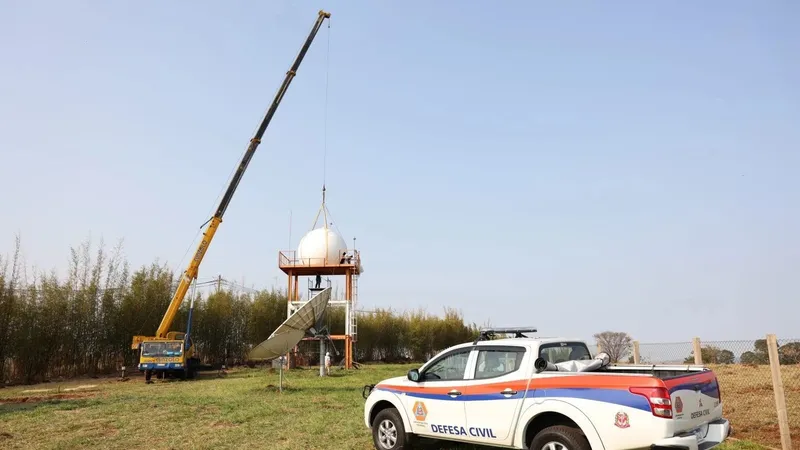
top-left (371, 408), bottom-right (410, 450)
top-left (529, 425), bottom-right (590, 450)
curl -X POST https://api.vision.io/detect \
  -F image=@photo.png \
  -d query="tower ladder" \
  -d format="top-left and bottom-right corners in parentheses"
top-left (350, 272), bottom-right (359, 344)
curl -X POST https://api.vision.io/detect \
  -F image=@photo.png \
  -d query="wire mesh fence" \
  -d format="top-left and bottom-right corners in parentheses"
top-left (623, 337), bottom-right (799, 449)
top-left (636, 341), bottom-right (695, 364)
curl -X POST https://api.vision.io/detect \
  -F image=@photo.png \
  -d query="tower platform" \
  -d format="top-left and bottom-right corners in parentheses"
top-left (278, 249), bottom-right (362, 277)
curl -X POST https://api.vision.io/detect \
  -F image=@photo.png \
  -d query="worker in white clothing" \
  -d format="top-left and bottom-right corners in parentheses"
top-left (324, 351), bottom-right (331, 375)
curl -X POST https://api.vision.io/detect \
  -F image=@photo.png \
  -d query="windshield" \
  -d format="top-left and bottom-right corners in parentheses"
top-left (141, 341), bottom-right (183, 357)
top-left (539, 342), bottom-right (592, 364)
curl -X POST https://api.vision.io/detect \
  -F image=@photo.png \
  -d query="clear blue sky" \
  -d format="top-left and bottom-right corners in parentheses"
top-left (2, 1), bottom-right (798, 343)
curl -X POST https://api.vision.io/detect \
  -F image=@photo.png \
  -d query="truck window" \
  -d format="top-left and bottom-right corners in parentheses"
top-left (474, 349), bottom-right (524, 379)
top-left (422, 349), bottom-right (471, 381)
top-left (538, 342), bottom-right (592, 364)
top-left (141, 341), bottom-right (183, 358)
top-left (141, 342), bottom-right (166, 357)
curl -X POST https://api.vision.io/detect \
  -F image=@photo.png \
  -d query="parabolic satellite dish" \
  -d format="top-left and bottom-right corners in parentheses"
top-left (247, 287), bottom-right (332, 361)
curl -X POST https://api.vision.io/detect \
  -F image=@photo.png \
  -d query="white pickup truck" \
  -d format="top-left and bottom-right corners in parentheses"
top-left (362, 327), bottom-right (730, 450)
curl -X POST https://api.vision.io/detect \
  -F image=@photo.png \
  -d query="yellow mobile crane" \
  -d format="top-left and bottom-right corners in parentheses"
top-left (131, 10), bottom-right (331, 383)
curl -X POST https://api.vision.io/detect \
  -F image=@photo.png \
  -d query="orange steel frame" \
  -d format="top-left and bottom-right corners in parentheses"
top-left (278, 250), bottom-right (361, 369)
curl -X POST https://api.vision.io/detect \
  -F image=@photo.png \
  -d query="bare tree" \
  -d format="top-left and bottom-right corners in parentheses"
top-left (594, 331), bottom-right (632, 363)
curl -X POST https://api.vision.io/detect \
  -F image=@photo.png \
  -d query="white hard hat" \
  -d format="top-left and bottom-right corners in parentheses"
top-left (326, 352), bottom-right (330, 356)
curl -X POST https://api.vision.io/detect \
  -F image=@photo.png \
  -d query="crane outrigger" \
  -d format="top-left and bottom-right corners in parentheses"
top-left (131, 10), bottom-right (331, 383)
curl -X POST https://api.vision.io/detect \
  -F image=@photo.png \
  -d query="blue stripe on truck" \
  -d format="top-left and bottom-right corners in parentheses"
top-left (668, 379), bottom-right (720, 398)
top-left (138, 363), bottom-right (183, 370)
top-left (376, 386), bottom-right (652, 411)
top-left (532, 388), bottom-right (652, 412)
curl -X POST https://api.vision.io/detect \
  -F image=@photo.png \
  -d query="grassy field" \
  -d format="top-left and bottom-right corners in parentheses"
top-left (707, 363), bottom-right (799, 449)
top-left (0, 363), bottom-right (792, 450)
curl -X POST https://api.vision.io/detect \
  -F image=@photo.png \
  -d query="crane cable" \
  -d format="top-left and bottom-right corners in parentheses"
top-left (320, 21), bottom-right (346, 240)
top-left (315, 20), bottom-right (343, 242)
top-left (322, 17), bottom-right (331, 189)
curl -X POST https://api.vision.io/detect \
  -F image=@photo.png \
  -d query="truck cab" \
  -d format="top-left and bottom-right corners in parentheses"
top-left (137, 332), bottom-right (198, 381)
top-left (362, 327), bottom-right (730, 450)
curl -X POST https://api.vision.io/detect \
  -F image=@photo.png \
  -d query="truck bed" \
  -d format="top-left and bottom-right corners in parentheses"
top-left (597, 363), bottom-right (710, 380)
top-left (598, 363), bottom-right (723, 436)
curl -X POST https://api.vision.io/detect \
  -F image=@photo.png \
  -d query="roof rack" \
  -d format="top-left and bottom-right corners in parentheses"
top-left (473, 327), bottom-right (538, 344)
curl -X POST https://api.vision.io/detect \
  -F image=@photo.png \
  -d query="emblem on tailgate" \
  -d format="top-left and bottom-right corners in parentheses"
top-left (675, 396), bottom-right (683, 413)
top-left (614, 411), bottom-right (630, 429)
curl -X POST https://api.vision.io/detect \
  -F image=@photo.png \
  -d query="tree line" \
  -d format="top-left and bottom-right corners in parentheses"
top-left (8, 237), bottom-right (794, 385)
top-left (0, 238), bottom-right (481, 385)
top-left (592, 330), bottom-right (800, 365)
top-left (684, 340), bottom-right (800, 365)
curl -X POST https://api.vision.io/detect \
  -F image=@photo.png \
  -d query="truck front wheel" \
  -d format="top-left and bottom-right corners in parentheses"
top-left (528, 425), bottom-right (590, 450)
top-left (371, 408), bottom-right (410, 450)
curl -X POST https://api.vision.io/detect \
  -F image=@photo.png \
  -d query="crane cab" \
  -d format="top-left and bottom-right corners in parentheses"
top-left (137, 334), bottom-right (197, 382)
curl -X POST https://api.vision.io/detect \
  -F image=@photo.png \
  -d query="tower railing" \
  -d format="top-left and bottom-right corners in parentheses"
top-left (308, 277), bottom-right (333, 291)
top-left (278, 249), bottom-right (360, 269)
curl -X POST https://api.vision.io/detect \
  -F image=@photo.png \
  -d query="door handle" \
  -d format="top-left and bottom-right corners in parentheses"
top-left (501, 388), bottom-right (517, 396)
top-left (448, 390), bottom-right (462, 397)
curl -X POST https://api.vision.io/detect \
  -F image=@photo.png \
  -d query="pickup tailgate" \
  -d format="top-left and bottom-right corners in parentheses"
top-left (663, 370), bottom-right (723, 434)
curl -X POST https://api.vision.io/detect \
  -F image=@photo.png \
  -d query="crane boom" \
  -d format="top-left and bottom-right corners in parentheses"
top-left (132, 10), bottom-right (331, 348)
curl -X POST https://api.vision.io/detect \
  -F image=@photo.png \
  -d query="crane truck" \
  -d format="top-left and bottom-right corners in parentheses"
top-left (130, 10), bottom-right (332, 383)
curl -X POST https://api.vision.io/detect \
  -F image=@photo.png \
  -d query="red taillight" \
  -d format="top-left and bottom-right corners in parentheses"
top-left (630, 387), bottom-right (673, 418)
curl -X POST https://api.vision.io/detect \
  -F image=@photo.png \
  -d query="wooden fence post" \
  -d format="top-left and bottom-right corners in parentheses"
top-left (767, 334), bottom-right (792, 450)
top-left (692, 337), bottom-right (703, 364)
top-left (633, 340), bottom-right (641, 364)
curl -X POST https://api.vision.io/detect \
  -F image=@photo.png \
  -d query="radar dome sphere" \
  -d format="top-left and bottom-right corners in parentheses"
top-left (297, 227), bottom-right (348, 265)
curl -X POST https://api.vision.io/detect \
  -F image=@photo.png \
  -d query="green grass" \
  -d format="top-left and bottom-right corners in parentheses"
top-left (0, 364), bottom-right (774, 450)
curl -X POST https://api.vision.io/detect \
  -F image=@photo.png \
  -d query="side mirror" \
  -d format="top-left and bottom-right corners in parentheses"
top-left (407, 369), bottom-right (420, 382)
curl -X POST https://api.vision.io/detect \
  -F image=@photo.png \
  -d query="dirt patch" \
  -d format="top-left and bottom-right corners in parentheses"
top-left (735, 384), bottom-right (775, 395)
top-left (20, 384), bottom-right (98, 394)
top-left (0, 392), bottom-right (96, 404)
top-left (0, 432), bottom-right (12, 439)
top-left (260, 384), bottom-right (296, 394)
top-left (210, 420), bottom-right (237, 429)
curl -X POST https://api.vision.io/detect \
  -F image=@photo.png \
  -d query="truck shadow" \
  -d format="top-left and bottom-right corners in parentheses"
top-left (418, 441), bottom-right (499, 450)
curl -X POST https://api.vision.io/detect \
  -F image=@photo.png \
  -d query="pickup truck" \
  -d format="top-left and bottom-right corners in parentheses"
top-left (362, 327), bottom-right (730, 450)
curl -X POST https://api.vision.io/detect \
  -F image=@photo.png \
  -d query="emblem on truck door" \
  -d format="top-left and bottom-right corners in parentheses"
top-left (412, 401), bottom-right (428, 421)
top-left (676, 396), bottom-right (683, 413)
top-left (614, 411), bottom-right (630, 429)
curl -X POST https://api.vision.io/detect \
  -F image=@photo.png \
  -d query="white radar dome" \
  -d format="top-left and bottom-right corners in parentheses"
top-left (297, 227), bottom-right (348, 266)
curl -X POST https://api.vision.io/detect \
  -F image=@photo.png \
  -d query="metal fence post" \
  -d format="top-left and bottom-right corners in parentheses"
top-left (693, 337), bottom-right (703, 364)
top-left (633, 340), bottom-right (641, 364)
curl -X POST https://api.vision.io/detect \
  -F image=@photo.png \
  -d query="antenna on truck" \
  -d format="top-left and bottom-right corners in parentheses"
top-left (473, 326), bottom-right (538, 344)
